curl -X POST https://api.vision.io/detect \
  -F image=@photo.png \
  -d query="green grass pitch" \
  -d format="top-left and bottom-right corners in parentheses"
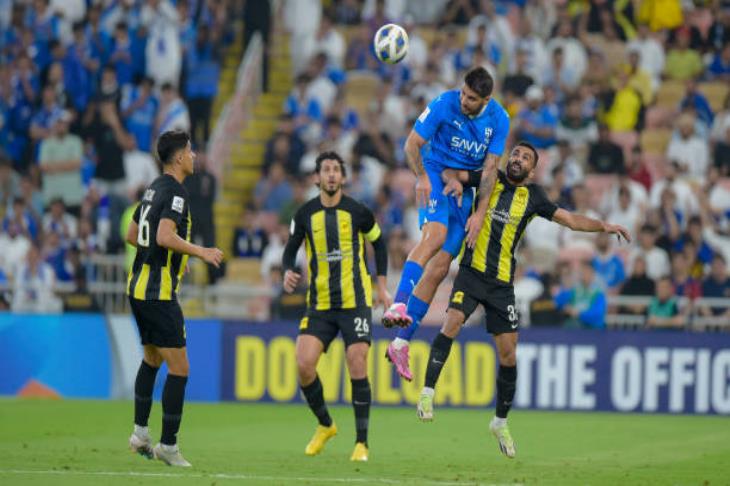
top-left (0, 399), bottom-right (728, 485)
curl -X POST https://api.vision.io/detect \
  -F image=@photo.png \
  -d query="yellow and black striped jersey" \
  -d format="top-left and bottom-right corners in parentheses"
top-left (127, 174), bottom-right (192, 301)
top-left (461, 171), bottom-right (558, 284)
top-left (288, 195), bottom-right (382, 311)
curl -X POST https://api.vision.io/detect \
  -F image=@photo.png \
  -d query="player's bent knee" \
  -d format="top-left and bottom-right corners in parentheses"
top-left (498, 348), bottom-right (517, 366)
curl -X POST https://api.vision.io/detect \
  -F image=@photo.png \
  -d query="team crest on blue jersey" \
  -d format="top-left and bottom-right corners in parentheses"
top-left (484, 127), bottom-right (493, 143)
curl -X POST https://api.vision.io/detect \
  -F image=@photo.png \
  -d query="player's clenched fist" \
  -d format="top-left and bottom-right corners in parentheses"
top-left (283, 270), bottom-right (301, 293)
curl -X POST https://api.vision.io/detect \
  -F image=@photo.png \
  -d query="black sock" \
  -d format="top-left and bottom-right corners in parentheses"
top-left (160, 374), bottom-right (188, 445)
top-left (351, 378), bottom-right (371, 445)
top-left (425, 333), bottom-right (453, 388)
top-left (301, 375), bottom-right (332, 427)
top-left (496, 365), bottom-right (517, 419)
top-left (134, 361), bottom-right (159, 427)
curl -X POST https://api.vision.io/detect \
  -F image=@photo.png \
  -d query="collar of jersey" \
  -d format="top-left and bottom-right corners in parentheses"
top-left (467, 100), bottom-right (489, 120)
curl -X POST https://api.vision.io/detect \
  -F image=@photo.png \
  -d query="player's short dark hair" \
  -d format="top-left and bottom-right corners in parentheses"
top-left (514, 141), bottom-right (539, 167)
top-left (314, 151), bottom-right (346, 177)
top-left (464, 67), bottom-right (494, 98)
top-left (157, 130), bottom-right (190, 165)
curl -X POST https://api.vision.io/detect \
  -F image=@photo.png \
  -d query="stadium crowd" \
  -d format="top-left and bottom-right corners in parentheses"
top-left (245, 0), bottom-right (730, 328)
top-left (0, 0), bottom-right (728, 327)
top-left (0, 0), bottom-right (232, 311)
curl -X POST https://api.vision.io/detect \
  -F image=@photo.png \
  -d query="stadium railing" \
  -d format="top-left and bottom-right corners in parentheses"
top-left (206, 32), bottom-right (264, 182)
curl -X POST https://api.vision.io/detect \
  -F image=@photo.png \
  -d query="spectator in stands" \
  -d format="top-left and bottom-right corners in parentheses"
top-left (624, 48), bottom-right (654, 106)
top-left (515, 85), bottom-right (557, 150)
top-left (0, 155), bottom-right (20, 210)
top-left (43, 197), bottom-right (78, 245)
top-left (666, 113), bottom-right (709, 182)
top-left (607, 185), bottom-right (643, 239)
top-left (627, 23), bottom-right (665, 91)
top-left (306, 13), bottom-right (345, 70)
top-left (700, 254), bottom-right (730, 317)
top-left (555, 261), bottom-right (607, 329)
top-left (556, 96), bottom-right (598, 162)
top-left (440, 0), bottom-right (479, 26)
top-left (679, 80), bottom-right (714, 129)
top-left (345, 24), bottom-right (375, 71)
top-left (649, 161), bottom-right (698, 216)
top-left (706, 5), bottom-right (730, 53)
top-left (29, 84), bottom-right (62, 148)
top-left (592, 232), bottom-right (626, 293)
top-left (671, 251), bottom-right (702, 300)
top-left (502, 46), bottom-right (534, 99)
top-left (626, 145), bottom-right (652, 192)
top-left (664, 26), bottom-right (704, 82)
top-left (11, 241), bottom-right (62, 313)
top-left (542, 46), bottom-right (580, 96)
top-left (462, 19), bottom-right (501, 70)
top-left (3, 196), bottom-right (38, 242)
top-left (121, 76), bottom-right (157, 153)
top-left (546, 18), bottom-right (588, 83)
top-left (19, 174), bottom-right (43, 223)
top-left (603, 70), bottom-right (642, 132)
top-left (233, 206), bottom-right (268, 258)
top-left (185, 25), bottom-right (221, 148)
top-left (646, 276), bottom-right (685, 329)
top-left (334, 0), bottom-right (362, 25)
top-left (707, 43), bottom-right (730, 81)
top-left (143, 0), bottom-right (182, 87)
top-left (263, 114), bottom-right (305, 176)
top-left (621, 255), bottom-right (656, 303)
top-left (582, 48), bottom-right (610, 92)
top-left (550, 141), bottom-right (584, 189)
top-left (711, 92), bottom-right (730, 143)
top-left (285, 74), bottom-right (322, 131)
top-left (155, 82), bottom-right (190, 137)
top-left (47, 40), bottom-right (89, 113)
top-left (714, 126), bottom-right (730, 176)
top-left (110, 22), bottom-right (134, 87)
top-left (83, 98), bottom-right (132, 197)
top-left (674, 215), bottom-right (715, 267)
top-left (38, 110), bottom-right (84, 211)
top-left (705, 167), bottom-right (730, 224)
top-left (587, 124), bottom-right (624, 174)
top-left (630, 224), bottom-right (671, 281)
top-left (254, 161), bottom-right (293, 212)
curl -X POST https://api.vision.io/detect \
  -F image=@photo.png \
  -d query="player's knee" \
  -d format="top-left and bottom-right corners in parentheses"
top-left (168, 359), bottom-right (190, 377)
top-left (431, 257), bottom-right (450, 281)
top-left (346, 351), bottom-right (368, 379)
top-left (296, 357), bottom-right (317, 382)
top-left (498, 346), bottom-right (517, 366)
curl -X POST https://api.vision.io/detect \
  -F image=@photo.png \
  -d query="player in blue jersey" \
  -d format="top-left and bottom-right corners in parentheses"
top-left (383, 67), bottom-right (509, 381)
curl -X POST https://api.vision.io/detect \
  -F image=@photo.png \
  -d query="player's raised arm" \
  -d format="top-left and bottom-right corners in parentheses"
top-left (282, 211), bottom-right (306, 293)
top-left (157, 218), bottom-right (223, 267)
top-left (551, 208), bottom-right (632, 243)
top-left (404, 129), bottom-right (429, 207)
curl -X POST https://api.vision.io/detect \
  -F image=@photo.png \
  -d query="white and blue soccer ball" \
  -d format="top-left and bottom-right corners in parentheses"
top-left (373, 23), bottom-right (409, 64)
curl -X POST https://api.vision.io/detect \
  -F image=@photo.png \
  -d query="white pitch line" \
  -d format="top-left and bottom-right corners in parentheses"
top-left (0, 469), bottom-right (521, 486)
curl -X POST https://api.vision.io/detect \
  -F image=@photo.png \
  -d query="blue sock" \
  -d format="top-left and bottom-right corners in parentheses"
top-left (397, 295), bottom-right (429, 341)
top-left (394, 261), bottom-right (424, 304)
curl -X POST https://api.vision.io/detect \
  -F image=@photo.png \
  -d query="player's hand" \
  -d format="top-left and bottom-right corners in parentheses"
top-left (283, 270), bottom-right (301, 293)
top-left (415, 173), bottom-right (431, 208)
top-left (465, 211), bottom-right (485, 248)
top-left (604, 223), bottom-right (631, 244)
top-left (375, 286), bottom-right (393, 313)
top-left (201, 247), bottom-right (224, 267)
top-left (442, 178), bottom-right (463, 207)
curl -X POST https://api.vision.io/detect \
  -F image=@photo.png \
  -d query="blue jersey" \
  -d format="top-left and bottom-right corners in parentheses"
top-left (414, 90), bottom-right (509, 171)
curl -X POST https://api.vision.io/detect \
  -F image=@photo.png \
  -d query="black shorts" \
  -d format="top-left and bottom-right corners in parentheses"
top-left (129, 297), bottom-right (186, 348)
top-left (448, 266), bottom-right (518, 335)
top-left (299, 307), bottom-right (372, 351)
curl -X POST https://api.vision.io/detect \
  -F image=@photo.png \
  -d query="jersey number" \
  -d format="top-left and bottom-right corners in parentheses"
top-left (137, 205), bottom-right (152, 247)
top-left (507, 304), bottom-right (517, 322)
top-left (354, 317), bottom-right (369, 334)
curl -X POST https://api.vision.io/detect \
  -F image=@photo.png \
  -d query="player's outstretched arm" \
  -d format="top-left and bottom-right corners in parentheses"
top-left (404, 130), bottom-right (430, 208)
top-left (465, 153), bottom-right (500, 248)
top-left (157, 218), bottom-right (224, 267)
top-left (551, 208), bottom-right (632, 243)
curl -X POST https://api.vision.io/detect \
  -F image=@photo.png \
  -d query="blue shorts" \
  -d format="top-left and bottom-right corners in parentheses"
top-left (418, 162), bottom-right (474, 257)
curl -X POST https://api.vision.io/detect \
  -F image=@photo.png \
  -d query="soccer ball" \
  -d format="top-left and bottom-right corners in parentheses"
top-left (373, 23), bottom-right (409, 64)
